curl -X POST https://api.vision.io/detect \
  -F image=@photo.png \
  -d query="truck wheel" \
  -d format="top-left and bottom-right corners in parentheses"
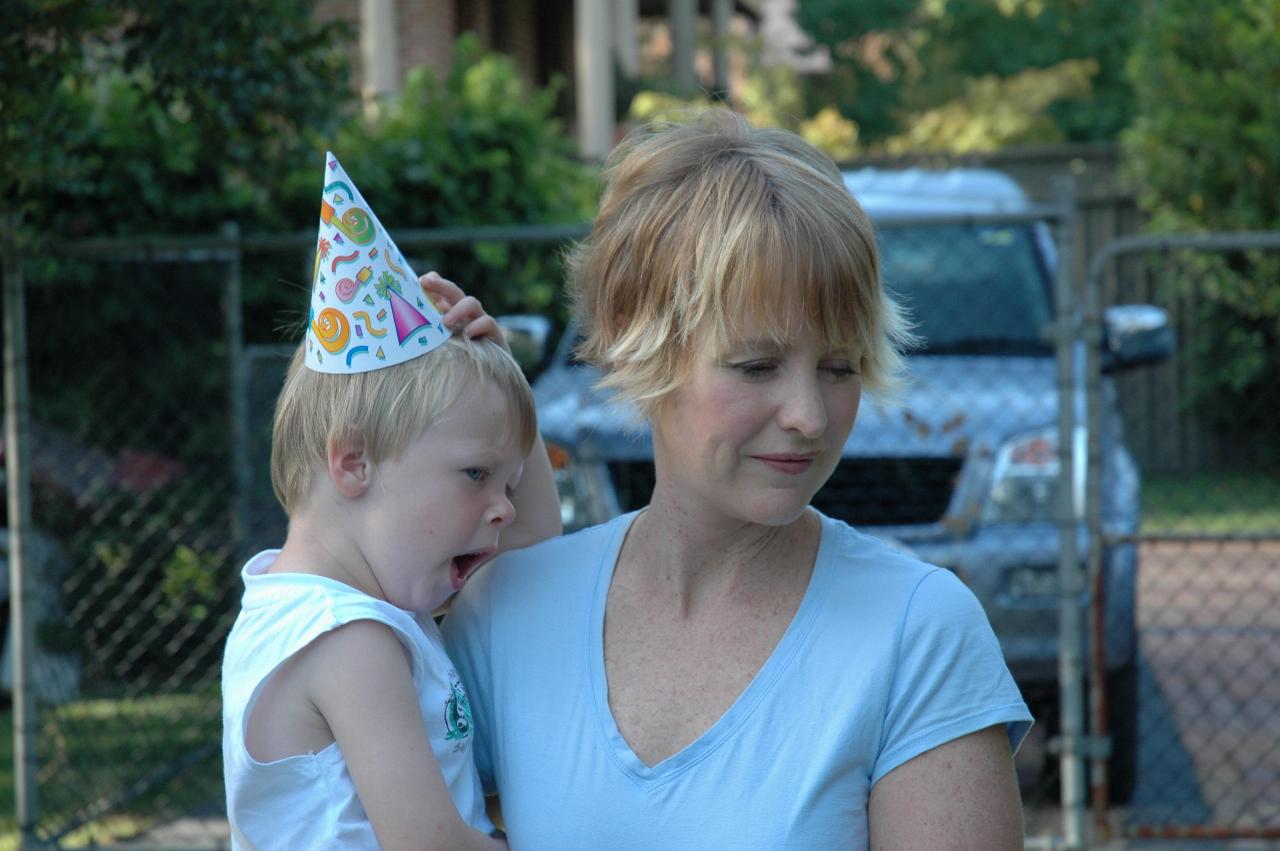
top-left (1106, 660), bottom-right (1138, 804)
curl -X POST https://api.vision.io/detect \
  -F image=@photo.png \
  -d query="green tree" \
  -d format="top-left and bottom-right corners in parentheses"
top-left (795, 0), bottom-right (1138, 147)
top-left (1123, 0), bottom-right (1280, 443)
top-left (1, 0), bottom-right (353, 245)
top-left (794, 0), bottom-right (919, 142)
top-left (322, 34), bottom-right (596, 322)
top-left (881, 59), bottom-right (1096, 153)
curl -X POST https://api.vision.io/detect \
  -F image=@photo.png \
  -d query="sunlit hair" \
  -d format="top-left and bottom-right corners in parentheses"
top-left (270, 335), bottom-right (536, 515)
top-left (567, 108), bottom-right (915, 418)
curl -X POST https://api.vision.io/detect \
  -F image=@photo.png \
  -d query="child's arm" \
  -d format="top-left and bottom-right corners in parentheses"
top-left (421, 272), bottom-right (563, 553)
top-left (496, 426), bottom-right (562, 554)
top-left (305, 620), bottom-right (506, 850)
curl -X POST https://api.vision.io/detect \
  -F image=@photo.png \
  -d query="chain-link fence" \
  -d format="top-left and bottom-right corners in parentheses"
top-left (1086, 234), bottom-right (1280, 843)
top-left (4, 211), bottom-right (1279, 848)
top-left (3, 243), bottom-right (243, 847)
top-left (0, 225), bottom-right (582, 848)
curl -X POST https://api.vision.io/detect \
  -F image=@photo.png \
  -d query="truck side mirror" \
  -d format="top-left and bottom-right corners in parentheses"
top-left (496, 314), bottom-right (553, 378)
top-left (1102, 305), bottom-right (1175, 373)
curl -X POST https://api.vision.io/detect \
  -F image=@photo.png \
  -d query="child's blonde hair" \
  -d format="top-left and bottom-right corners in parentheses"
top-left (568, 109), bottom-right (914, 418)
top-left (271, 335), bottom-right (536, 515)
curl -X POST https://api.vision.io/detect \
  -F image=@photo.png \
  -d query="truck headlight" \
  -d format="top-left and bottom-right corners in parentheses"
top-left (982, 427), bottom-right (1082, 523)
top-left (545, 441), bottom-right (584, 530)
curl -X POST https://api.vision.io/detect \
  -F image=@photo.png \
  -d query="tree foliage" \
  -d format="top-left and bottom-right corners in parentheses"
top-left (1, 0), bottom-right (354, 246)
top-left (795, 0), bottom-right (1138, 148)
top-left (312, 34), bottom-right (596, 324)
top-left (882, 59), bottom-right (1096, 153)
top-left (1123, 0), bottom-right (1280, 441)
top-left (1124, 0), bottom-right (1280, 233)
top-left (7, 12), bottom-right (596, 686)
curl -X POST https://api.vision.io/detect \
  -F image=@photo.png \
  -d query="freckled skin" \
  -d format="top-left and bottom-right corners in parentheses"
top-left (605, 310), bottom-right (859, 767)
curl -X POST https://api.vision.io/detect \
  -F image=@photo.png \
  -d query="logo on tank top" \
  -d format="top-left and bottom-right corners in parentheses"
top-left (444, 670), bottom-right (473, 752)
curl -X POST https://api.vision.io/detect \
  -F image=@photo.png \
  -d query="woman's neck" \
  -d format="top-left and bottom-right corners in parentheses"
top-left (620, 500), bottom-right (819, 616)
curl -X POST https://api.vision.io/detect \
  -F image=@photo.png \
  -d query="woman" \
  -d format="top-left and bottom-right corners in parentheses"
top-left (443, 110), bottom-right (1032, 849)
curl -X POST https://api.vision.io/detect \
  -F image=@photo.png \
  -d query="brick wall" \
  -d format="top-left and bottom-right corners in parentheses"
top-left (314, 0), bottom-right (363, 91)
top-left (493, 0), bottom-right (539, 85)
top-left (400, 0), bottom-right (456, 81)
top-left (311, 0), bottom-right (571, 101)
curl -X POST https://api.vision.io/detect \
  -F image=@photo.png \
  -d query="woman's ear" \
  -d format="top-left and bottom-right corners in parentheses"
top-left (327, 437), bottom-right (372, 499)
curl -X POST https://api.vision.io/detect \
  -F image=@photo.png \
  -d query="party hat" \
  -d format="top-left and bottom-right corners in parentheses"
top-left (305, 152), bottom-right (449, 373)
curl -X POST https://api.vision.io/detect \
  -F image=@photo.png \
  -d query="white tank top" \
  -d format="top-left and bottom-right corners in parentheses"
top-left (221, 550), bottom-right (493, 849)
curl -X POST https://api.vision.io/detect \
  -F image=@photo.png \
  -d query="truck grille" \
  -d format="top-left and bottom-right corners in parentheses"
top-left (606, 457), bottom-right (962, 526)
top-left (813, 457), bottom-right (962, 526)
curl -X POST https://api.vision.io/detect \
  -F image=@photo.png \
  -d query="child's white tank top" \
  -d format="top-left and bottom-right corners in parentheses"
top-left (221, 550), bottom-right (493, 849)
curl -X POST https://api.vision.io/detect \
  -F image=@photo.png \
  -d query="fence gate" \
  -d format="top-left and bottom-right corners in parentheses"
top-left (3, 236), bottom-right (247, 848)
top-left (1084, 232), bottom-right (1280, 843)
top-left (2, 223), bottom-right (582, 848)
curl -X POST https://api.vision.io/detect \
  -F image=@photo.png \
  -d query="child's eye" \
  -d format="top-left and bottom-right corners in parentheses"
top-left (821, 362), bottom-right (859, 380)
top-left (733, 361), bottom-right (776, 377)
top-left (465, 468), bottom-right (488, 483)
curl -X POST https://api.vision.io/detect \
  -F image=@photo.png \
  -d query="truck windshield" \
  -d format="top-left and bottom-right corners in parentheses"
top-left (878, 223), bottom-right (1053, 356)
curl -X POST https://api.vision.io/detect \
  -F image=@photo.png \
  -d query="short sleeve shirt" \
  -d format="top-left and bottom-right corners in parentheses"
top-left (442, 512), bottom-right (1031, 850)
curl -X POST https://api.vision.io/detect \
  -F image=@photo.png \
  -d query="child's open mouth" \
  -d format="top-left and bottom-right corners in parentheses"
top-left (450, 548), bottom-right (496, 591)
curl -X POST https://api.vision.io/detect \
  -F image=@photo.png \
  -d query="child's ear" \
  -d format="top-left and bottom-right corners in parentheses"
top-left (327, 437), bottom-right (372, 499)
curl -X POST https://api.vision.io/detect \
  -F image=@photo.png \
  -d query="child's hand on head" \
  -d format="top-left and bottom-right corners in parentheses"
top-left (420, 272), bottom-right (509, 353)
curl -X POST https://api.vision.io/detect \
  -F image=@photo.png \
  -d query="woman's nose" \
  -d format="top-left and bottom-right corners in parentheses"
top-left (778, 375), bottom-right (828, 439)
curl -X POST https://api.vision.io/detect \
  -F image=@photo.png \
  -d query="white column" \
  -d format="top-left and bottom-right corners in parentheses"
top-left (361, 0), bottom-right (401, 100)
top-left (711, 0), bottom-right (732, 97)
top-left (669, 0), bottom-right (696, 93)
top-left (575, 0), bottom-right (616, 160)
top-left (613, 0), bottom-right (640, 79)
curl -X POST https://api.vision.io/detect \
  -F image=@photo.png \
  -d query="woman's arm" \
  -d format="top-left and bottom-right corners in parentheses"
top-left (421, 272), bottom-right (563, 552)
top-left (868, 724), bottom-right (1024, 851)
top-left (307, 621), bottom-right (506, 851)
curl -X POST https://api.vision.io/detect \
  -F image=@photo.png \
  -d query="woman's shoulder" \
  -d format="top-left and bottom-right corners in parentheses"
top-left (816, 511), bottom-right (938, 578)
top-left (457, 512), bottom-right (634, 608)
top-left (813, 510), bottom-right (977, 610)
top-left (496, 511), bottom-right (633, 568)
top-left (812, 512), bottom-right (1002, 657)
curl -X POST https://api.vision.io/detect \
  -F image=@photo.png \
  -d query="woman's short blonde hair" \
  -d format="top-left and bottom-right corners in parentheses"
top-left (568, 109), bottom-right (914, 418)
top-left (270, 334), bottom-right (536, 515)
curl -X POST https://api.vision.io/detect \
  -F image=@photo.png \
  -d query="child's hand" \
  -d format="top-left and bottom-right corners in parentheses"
top-left (420, 272), bottom-right (509, 353)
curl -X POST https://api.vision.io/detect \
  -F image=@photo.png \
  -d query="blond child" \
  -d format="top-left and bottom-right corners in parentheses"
top-left (221, 154), bottom-right (559, 850)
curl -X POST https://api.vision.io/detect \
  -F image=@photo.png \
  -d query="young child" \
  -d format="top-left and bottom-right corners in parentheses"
top-left (221, 153), bottom-right (560, 850)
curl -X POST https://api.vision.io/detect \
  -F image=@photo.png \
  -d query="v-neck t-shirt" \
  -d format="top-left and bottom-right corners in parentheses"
top-left (442, 511), bottom-right (1031, 850)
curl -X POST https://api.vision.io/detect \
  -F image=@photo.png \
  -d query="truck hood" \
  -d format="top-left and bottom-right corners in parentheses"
top-left (533, 355), bottom-right (1060, 460)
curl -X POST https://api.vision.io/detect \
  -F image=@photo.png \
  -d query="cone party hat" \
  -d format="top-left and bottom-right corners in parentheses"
top-left (305, 152), bottom-right (448, 373)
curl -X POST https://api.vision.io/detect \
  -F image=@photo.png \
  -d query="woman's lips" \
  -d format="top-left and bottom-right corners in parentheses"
top-left (752, 453), bottom-right (818, 475)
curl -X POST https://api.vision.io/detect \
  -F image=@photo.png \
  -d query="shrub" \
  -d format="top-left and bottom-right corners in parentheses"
top-left (294, 33), bottom-right (597, 330)
top-left (1122, 0), bottom-right (1280, 452)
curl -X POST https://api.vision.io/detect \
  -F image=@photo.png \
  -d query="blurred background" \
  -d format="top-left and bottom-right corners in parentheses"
top-left (2, 1), bottom-right (1278, 848)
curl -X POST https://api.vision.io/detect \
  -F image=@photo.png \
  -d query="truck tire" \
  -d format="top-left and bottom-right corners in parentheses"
top-left (1106, 659), bottom-right (1138, 804)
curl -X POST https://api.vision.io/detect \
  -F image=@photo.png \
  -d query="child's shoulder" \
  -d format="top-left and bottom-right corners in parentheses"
top-left (305, 618), bottom-right (413, 675)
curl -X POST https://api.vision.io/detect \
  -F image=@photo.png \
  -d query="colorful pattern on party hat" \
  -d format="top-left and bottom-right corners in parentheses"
top-left (305, 152), bottom-right (448, 373)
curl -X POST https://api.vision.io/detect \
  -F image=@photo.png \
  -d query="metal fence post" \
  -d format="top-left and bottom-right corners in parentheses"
top-left (3, 242), bottom-right (40, 847)
top-left (223, 223), bottom-right (251, 564)
top-left (1051, 175), bottom-right (1089, 849)
top-left (1082, 197), bottom-right (1111, 833)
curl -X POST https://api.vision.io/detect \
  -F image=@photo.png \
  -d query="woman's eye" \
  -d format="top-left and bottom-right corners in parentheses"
top-left (822, 363), bottom-right (859, 379)
top-left (465, 468), bottom-right (488, 483)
